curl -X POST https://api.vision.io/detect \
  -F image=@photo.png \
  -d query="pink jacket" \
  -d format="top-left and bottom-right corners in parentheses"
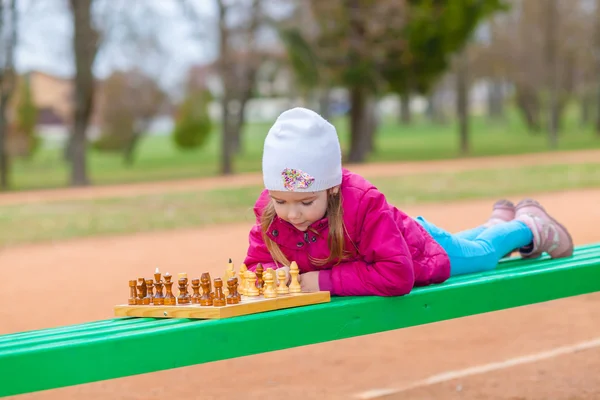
top-left (243, 169), bottom-right (451, 296)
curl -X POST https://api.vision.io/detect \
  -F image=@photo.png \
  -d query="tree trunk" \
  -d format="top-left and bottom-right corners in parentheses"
top-left (220, 98), bottom-right (235, 175)
top-left (347, 86), bottom-right (372, 163)
top-left (427, 89), bottom-right (446, 124)
top-left (123, 132), bottom-right (141, 166)
top-left (545, 0), bottom-right (559, 148)
top-left (399, 92), bottom-right (411, 124)
top-left (515, 85), bottom-right (541, 133)
top-left (595, 0), bottom-right (600, 136)
top-left (596, 83), bottom-right (600, 136)
top-left (0, 0), bottom-right (17, 190)
top-left (487, 80), bottom-right (504, 121)
top-left (580, 90), bottom-right (591, 128)
top-left (69, 0), bottom-right (98, 186)
top-left (366, 94), bottom-right (378, 154)
top-left (0, 100), bottom-right (9, 190)
top-left (318, 88), bottom-right (331, 121)
top-left (456, 53), bottom-right (469, 155)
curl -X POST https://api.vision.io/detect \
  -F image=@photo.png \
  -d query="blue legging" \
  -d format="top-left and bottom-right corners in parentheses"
top-left (415, 216), bottom-right (534, 276)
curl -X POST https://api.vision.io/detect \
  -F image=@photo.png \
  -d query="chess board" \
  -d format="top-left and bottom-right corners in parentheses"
top-left (115, 261), bottom-right (330, 320)
top-left (114, 291), bottom-right (330, 319)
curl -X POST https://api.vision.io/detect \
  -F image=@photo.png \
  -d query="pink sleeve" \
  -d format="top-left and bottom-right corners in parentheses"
top-left (242, 189), bottom-right (278, 271)
top-left (326, 189), bottom-right (415, 296)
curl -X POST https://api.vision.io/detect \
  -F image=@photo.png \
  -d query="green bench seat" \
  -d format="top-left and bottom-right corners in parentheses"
top-left (2, 243), bottom-right (600, 397)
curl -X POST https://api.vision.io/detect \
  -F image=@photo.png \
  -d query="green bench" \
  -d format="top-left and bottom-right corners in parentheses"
top-left (2, 243), bottom-right (600, 397)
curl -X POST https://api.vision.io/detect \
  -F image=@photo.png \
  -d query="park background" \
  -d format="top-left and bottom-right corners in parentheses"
top-left (1, 0), bottom-right (600, 399)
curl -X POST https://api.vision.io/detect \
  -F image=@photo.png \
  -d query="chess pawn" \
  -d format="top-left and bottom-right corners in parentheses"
top-left (238, 264), bottom-right (247, 295)
top-left (255, 264), bottom-right (264, 294)
top-left (145, 279), bottom-right (154, 304)
top-left (191, 278), bottom-right (201, 304)
top-left (289, 261), bottom-right (302, 293)
top-left (177, 273), bottom-right (191, 304)
top-left (245, 270), bottom-right (259, 296)
top-left (128, 280), bottom-right (138, 305)
top-left (226, 277), bottom-right (240, 304)
top-left (200, 273), bottom-right (213, 306)
top-left (263, 270), bottom-right (277, 298)
top-left (163, 273), bottom-right (176, 306)
top-left (213, 278), bottom-right (227, 307)
top-left (276, 269), bottom-right (289, 295)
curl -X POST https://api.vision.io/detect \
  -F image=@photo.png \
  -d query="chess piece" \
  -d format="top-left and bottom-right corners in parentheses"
top-left (138, 278), bottom-right (147, 297)
top-left (263, 270), bottom-right (277, 298)
top-left (224, 258), bottom-right (234, 295)
top-left (255, 264), bottom-right (264, 294)
top-left (200, 273), bottom-right (213, 306)
top-left (177, 273), bottom-right (191, 304)
top-left (276, 269), bottom-right (289, 295)
top-left (137, 278), bottom-right (147, 305)
top-left (226, 277), bottom-right (240, 304)
top-left (238, 264), bottom-right (247, 295)
top-left (213, 278), bottom-right (227, 307)
top-left (163, 273), bottom-right (176, 305)
top-left (153, 268), bottom-right (165, 305)
top-left (289, 261), bottom-right (302, 293)
top-left (145, 279), bottom-right (154, 304)
top-left (191, 278), bottom-right (201, 304)
top-left (128, 280), bottom-right (137, 305)
top-left (245, 270), bottom-right (259, 296)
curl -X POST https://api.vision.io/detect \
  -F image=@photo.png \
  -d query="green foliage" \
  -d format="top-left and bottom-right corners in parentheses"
top-left (384, 0), bottom-right (510, 95)
top-left (14, 76), bottom-right (41, 158)
top-left (278, 28), bottom-right (320, 91)
top-left (171, 89), bottom-right (213, 150)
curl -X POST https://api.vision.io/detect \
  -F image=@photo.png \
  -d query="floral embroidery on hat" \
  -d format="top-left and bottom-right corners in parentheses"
top-left (281, 168), bottom-right (315, 191)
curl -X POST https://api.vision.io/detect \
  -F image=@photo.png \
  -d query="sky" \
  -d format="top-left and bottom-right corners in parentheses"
top-left (14, 0), bottom-right (220, 95)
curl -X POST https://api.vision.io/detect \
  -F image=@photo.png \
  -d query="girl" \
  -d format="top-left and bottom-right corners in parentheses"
top-left (243, 107), bottom-right (574, 296)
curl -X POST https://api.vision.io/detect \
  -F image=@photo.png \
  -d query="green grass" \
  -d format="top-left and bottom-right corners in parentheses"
top-left (3, 162), bottom-right (600, 248)
top-left (10, 108), bottom-right (600, 191)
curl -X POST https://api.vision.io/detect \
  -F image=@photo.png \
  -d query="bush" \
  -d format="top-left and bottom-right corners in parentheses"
top-left (12, 75), bottom-right (41, 159)
top-left (172, 89), bottom-right (213, 150)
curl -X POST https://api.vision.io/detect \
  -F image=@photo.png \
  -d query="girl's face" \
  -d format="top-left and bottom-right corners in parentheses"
top-left (269, 187), bottom-right (338, 231)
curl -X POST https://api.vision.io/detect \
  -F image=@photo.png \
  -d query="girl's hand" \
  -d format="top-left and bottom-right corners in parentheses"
top-left (298, 271), bottom-right (320, 292)
top-left (275, 266), bottom-right (291, 285)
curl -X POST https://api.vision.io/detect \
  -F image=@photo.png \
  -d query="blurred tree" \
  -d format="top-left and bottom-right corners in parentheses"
top-left (93, 69), bottom-right (167, 165)
top-left (216, 0), bottom-right (265, 175)
top-left (474, 0), bottom-right (592, 138)
top-left (383, 0), bottom-right (508, 127)
top-left (0, 0), bottom-right (17, 190)
top-left (67, 0), bottom-right (99, 186)
top-left (11, 73), bottom-right (40, 159)
top-left (171, 88), bottom-right (213, 151)
top-left (595, 0), bottom-right (600, 136)
top-left (279, 0), bottom-right (506, 162)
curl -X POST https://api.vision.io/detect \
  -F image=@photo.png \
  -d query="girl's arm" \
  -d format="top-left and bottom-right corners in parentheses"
top-left (321, 189), bottom-right (416, 296)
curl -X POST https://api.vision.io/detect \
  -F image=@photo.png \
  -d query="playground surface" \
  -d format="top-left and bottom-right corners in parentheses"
top-left (2, 151), bottom-right (600, 399)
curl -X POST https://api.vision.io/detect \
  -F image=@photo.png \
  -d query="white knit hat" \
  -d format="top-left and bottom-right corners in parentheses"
top-left (262, 107), bottom-right (342, 192)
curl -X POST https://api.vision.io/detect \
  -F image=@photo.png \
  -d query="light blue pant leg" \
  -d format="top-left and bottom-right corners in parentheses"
top-left (454, 226), bottom-right (487, 240)
top-left (415, 216), bottom-right (533, 276)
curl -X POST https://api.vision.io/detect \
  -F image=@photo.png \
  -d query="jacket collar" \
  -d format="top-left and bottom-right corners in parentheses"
top-left (265, 215), bottom-right (329, 245)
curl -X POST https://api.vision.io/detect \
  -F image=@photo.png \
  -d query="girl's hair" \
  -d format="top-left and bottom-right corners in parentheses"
top-left (259, 189), bottom-right (352, 267)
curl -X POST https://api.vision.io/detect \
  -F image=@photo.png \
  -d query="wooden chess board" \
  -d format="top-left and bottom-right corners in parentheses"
top-left (114, 291), bottom-right (330, 319)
